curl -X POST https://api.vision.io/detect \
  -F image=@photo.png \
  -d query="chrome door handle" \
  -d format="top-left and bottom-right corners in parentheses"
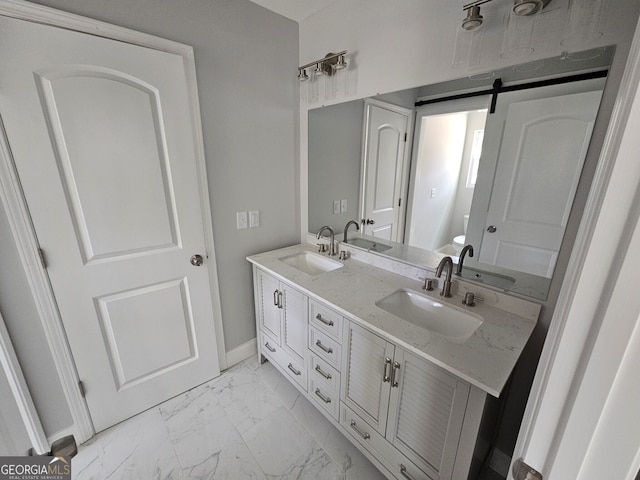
top-left (349, 420), bottom-right (370, 440)
top-left (391, 361), bottom-right (400, 387)
top-left (277, 291), bottom-right (283, 309)
top-left (287, 363), bottom-right (301, 376)
top-left (365, 219), bottom-right (375, 225)
top-left (487, 225), bottom-right (497, 233)
top-left (264, 342), bottom-right (276, 353)
top-left (273, 289), bottom-right (279, 306)
top-left (315, 340), bottom-right (333, 354)
top-left (190, 254), bottom-right (204, 266)
top-left (382, 357), bottom-right (392, 383)
top-left (314, 388), bottom-right (331, 404)
top-left (315, 313), bottom-right (334, 327)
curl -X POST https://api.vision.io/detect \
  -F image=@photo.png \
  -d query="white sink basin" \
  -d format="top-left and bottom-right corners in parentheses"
top-left (279, 251), bottom-right (343, 275)
top-left (376, 288), bottom-right (483, 341)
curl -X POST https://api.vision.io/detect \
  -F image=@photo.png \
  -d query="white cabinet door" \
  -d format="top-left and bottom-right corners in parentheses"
top-left (0, 15), bottom-right (220, 432)
top-left (281, 283), bottom-right (307, 360)
top-left (256, 269), bottom-right (281, 341)
top-left (342, 322), bottom-right (394, 436)
top-left (386, 349), bottom-right (470, 480)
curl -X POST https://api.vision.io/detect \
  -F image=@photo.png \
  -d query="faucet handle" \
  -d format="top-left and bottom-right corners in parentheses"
top-left (423, 278), bottom-right (434, 291)
top-left (317, 243), bottom-right (328, 253)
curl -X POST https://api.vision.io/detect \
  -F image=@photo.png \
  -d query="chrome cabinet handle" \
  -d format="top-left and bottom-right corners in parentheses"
top-left (287, 363), bottom-right (301, 376)
top-left (277, 291), bottom-right (283, 309)
top-left (273, 289), bottom-right (279, 306)
top-left (399, 464), bottom-right (416, 480)
top-left (264, 342), bottom-right (276, 353)
top-left (314, 388), bottom-right (331, 404)
top-left (315, 313), bottom-right (334, 327)
top-left (382, 357), bottom-right (392, 383)
top-left (487, 225), bottom-right (497, 233)
top-left (315, 340), bottom-right (333, 354)
top-left (315, 365), bottom-right (332, 380)
top-left (391, 361), bottom-right (401, 388)
top-left (190, 254), bottom-right (204, 266)
top-left (349, 420), bottom-right (370, 440)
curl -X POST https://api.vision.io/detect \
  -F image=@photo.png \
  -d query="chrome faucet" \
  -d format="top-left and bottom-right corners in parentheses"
top-left (435, 256), bottom-right (453, 298)
top-left (456, 244), bottom-right (474, 276)
top-left (343, 220), bottom-right (360, 242)
top-left (316, 225), bottom-right (337, 256)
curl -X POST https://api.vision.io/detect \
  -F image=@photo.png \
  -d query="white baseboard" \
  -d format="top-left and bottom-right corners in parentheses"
top-left (490, 448), bottom-right (512, 478)
top-left (225, 338), bottom-right (257, 369)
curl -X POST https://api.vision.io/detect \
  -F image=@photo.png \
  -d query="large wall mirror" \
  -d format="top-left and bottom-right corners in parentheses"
top-left (308, 46), bottom-right (614, 301)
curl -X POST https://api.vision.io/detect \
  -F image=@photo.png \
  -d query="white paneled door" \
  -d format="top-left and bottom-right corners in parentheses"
top-left (360, 99), bottom-right (412, 243)
top-left (0, 15), bottom-right (220, 432)
top-left (478, 89), bottom-right (602, 278)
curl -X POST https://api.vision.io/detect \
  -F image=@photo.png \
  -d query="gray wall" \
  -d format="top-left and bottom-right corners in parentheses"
top-left (308, 100), bottom-right (363, 234)
top-left (0, 0), bottom-right (299, 438)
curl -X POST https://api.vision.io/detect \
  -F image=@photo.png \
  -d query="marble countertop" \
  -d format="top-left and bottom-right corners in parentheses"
top-left (247, 243), bottom-right (539, 398)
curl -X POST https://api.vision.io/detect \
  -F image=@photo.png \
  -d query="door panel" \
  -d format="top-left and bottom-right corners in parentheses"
top-left (479, 90), bottom-right (602, 277)
top-left (0, 16), bottom-right (220, 431)
top-left (361, 100), bottom-right (412, 242)
top-left (36, 68), bottom-right (181, 262)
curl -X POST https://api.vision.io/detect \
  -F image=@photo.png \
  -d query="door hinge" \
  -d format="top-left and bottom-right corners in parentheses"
top-left (37, 248), bottom-right (47, 269)
top-left (78, 381), bottom-right (86, 398)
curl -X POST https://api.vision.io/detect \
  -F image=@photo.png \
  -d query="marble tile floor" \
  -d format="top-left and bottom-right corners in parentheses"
top-left (71, 358), bottom-right (505, 480)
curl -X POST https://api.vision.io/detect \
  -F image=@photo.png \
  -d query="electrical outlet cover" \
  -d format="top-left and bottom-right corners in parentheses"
top-left (341, 199), bottom-right (347, 212)
top-left (236, 211), bottom-right (248, 229)
top-left (249, 210), bottom-right (260, 228)
top-left (333, 200), bottom-right (340, 214)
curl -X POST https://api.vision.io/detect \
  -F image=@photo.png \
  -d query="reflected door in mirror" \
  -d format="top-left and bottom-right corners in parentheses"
top-left (478, 89), bottom-right (602, 277)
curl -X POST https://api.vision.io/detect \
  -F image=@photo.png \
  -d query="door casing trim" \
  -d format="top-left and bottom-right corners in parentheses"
top-left (0, 0), bottom-right (227, 443)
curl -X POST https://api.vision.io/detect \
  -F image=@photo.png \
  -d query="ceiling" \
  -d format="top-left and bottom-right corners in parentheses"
top-left (248, 0), bottom-right (339, 22)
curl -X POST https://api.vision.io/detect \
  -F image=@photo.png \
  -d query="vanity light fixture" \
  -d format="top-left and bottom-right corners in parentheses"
top-left (298, 51), bottom-right (347, 81)
top-left (462, 5), bottom-right (483, 30)
top-left (460, 0), bottom-right (551, 30)
top-left (513, 0), bottom-right (551, 16)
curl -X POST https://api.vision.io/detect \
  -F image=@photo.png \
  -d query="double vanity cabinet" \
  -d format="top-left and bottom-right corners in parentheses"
top-left (248, 244), bottom-right (539, 480)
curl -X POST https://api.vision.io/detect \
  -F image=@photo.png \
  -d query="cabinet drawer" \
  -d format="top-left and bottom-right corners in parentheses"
top-left (309, 327), bottom-right (341, 368)
top-left (309, 378), bottom-right (339, 420)
top-left (340, 404), bottom-right (388, 459)
top-left (309, 299), bottom-right (343, 342)
top-left (261, 331), bottom-right (307, 392)
top-left (385, 452), bottom-right (435, 480)
top-left (310, 353), bottom-right (340, 392)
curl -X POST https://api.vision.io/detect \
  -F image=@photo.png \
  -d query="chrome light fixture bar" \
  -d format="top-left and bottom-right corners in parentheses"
top-left (461, 0), bottom-right (551, 30)
top-left (298, 51), bottom-right (347, 81)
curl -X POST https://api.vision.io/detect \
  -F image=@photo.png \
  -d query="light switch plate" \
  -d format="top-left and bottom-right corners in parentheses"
top-left (249, 210), bottom-right (260, 228)
top-left (236, 211), bottom-right (248, 229)
top-left (333, 200), bottom-right (340, 214)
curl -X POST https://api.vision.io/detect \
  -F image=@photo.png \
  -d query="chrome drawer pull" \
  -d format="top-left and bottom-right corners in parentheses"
top-left (391, 361), bottom-right (401, 388)
top-left (314, 388), bottom-right (331, 404)
top-left (314, 364), bottom-right (332, 380)
top-left (265, 342), bottom-right (276, 353)
top-left (315, 313), bottom-right (334, 327)
top-left (382, 356), bottom-right (392, 383)
top-left (287, 363), bottom-right (302, 376)
top-left (349, 420), bottom-right (370, 440)
top-left (277, 291), bottom-right (283, 309)
top-left (315, 340), bottom-right (333, 354)
top-left (273, 289), bottom-right (279, 306)
top-left (399, 464), bottom-right (416, 480)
